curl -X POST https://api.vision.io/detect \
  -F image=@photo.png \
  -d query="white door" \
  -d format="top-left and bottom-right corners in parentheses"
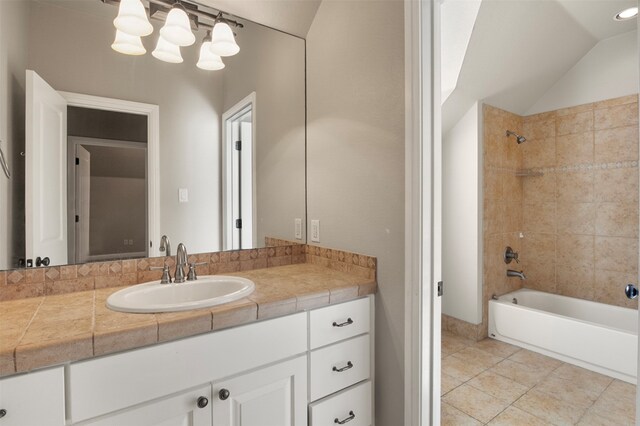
top-left (222, 93), bottom-right (256, 251)
top-left (80, 385), bottom-right (212, 426)
top-left (25, 70), bottom-right (68, 265)
top-left (75, 145), bottom-right (90, 263)
top-left (212, 356), bottom-right (307, 426)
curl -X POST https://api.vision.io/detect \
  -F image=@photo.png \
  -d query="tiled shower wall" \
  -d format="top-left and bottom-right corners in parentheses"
top-left (480, 105), bottom-right (526, 339)
top-left (520, 94), bottom-right (639, 309)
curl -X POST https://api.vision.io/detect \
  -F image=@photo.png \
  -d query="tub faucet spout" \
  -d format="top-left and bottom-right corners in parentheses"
top-left (507, 269), bottom-right (526, 280)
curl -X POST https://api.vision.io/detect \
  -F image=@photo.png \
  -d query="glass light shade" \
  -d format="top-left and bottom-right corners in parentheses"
top-left (152, 36), bottom-right (183, 63)
top-left (210, 22), bottom-right (240, 57)
top-left (111, 30), bottom-right (146, 55)
top-left (197, 41), bottom-right (225, 70)
top-left (113, 0), bottom-right (153, 37)
top-left (160, 7), bottom-right (195, 47)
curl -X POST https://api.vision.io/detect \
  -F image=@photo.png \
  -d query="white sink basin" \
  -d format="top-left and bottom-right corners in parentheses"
top-left (106, 275), bottom-right (255, 313)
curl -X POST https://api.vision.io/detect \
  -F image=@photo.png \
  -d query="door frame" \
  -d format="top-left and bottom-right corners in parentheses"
top-left (221, 92), bottom-right (257, 251)
top-left (67, 137), bottom-right (148, 263)
top-left (404, 0), bottom-right (440, 424)
top-left (59, 92), bottom-right (161, 257)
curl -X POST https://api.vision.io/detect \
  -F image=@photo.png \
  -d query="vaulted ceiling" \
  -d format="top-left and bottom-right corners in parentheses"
top-left (443, 0), bottom-right (637, 132)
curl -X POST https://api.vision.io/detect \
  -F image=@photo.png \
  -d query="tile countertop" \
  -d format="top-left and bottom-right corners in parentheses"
top-left (0, 263), bottom-right (376, 377)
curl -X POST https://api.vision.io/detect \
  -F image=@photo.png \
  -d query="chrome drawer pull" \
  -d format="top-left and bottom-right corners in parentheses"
top-left (332, 318), bottom-right (353, 327)
top-left (334, 411), bottom-right (355, 424)
top-left (332, 361), bottom-right (353, 372)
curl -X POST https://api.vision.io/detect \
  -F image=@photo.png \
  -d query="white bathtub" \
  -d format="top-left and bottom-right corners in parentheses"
top-left (489, 288), bottom-right (638, 383)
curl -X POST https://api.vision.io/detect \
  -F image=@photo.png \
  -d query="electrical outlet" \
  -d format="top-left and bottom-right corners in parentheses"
top-left (310, 220), bottom-right (320, 243)
top-left (128, 239), bottom-right (134, 245)
top-left (179, 188), bottom-right (189, 203)
top-left (123, 239), bottom-right (128, 246)
top-left (295, 218), bottom-right (302, 239)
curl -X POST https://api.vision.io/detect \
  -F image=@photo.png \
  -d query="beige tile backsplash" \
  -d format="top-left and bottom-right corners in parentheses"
top-left (0, 241), bottom-right (376, 302)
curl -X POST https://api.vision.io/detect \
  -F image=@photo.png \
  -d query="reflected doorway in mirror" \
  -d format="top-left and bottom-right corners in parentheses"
top-left (222, 92), bottom-right (257, 251)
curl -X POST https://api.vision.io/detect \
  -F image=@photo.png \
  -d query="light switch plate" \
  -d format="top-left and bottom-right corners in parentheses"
top-left (310, 220), bottom-right (320, 243)
top-left (179, 188), bottom-right (188, 203)
top-left (295, 218), bottom-right (302, 239)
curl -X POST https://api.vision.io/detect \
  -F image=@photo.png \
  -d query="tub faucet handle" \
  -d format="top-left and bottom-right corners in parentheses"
top-left (625, 284), bottom-right (638, 300)
top-left (504, 246), bottom-right (519, 264)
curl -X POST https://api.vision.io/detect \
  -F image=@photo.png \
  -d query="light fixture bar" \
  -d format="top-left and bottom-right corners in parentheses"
top-left (145, 0), bottom-right (243, 28)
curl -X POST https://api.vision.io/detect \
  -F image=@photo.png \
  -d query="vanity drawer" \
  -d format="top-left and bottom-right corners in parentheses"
top-left (310, 334), bottom-right (370, 401)
top-left (310, 380), bottom-right (372, 426)
top-left (310, 297), bottom-right (370, 349)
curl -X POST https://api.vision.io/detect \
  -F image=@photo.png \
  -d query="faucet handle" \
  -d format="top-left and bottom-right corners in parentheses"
top-left (149, 264), bottom-right (172, 284)
top-left (504, 246), bottom-right (520, 264)
top-left (187, 262), bottom-right (208, 281)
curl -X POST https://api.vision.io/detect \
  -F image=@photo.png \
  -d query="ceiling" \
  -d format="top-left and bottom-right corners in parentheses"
top-left (443, 0), bottom-right (637, 132)
top-left (199, 0), bottom-right (321, 38)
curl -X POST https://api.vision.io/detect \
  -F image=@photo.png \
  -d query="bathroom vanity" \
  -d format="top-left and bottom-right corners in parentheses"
top-left (0, 295), bottom-right (374, 426)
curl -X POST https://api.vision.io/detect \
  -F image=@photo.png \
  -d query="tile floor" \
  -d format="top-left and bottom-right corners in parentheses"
top-left (441, 332), bottom-right (636, 425)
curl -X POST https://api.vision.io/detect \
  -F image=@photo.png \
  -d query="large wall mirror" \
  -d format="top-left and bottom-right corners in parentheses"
top-left (0, 0), bottom-right (306, 270)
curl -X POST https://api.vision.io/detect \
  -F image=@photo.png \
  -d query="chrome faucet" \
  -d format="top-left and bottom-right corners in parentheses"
top-left (159, 235), bottom-right (171, 257)
top-left (507, 269), bottom-right (526, 280)
top-left (175, 243), bottom-right (188, 283)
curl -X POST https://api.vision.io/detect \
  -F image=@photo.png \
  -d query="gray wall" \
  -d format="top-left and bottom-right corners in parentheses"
top-left (223, 22), bottom-right (306, 245)
top-left (0, 0), bottom-right (29, 269)
top-left (90, 177), bottom-right (146, 255)
top-left (27, 0), bottom-right (224, 255)
top-left (306, 1), bottom-right (405, 424)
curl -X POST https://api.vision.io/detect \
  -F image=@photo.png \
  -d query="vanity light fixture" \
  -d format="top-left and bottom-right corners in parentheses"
top-left (108, 0), bottom-right (242, 70)
top-left (160, 2), bottom-right (196, 46)
top-left (113, 0), bottom-right (153, 36)
top-left (152, 35), bottom-right (184, 63)
top-left (210, 14), bottom-right (240, 57)
top-left (197, 31), bottom-right (225, 70)
top-left (111, 29), bottom-right (147, 55)
top-left (614, 6), bottom-right (638, 21)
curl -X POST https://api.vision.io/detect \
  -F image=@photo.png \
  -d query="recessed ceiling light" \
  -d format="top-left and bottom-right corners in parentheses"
top-left (614, 6), bottom-right (638, 21)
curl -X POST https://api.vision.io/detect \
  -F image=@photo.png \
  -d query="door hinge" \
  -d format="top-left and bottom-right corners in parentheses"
top-left (235, 140), bottom-right (241, 151)
top-left (235, 219), bottom-right (242, 229)
top-left (75, 157), bottom-right (80, 165)
top-left (75, 215), bottom-right (79, 223)
top-left (437, 281), bottom-right (443, 297)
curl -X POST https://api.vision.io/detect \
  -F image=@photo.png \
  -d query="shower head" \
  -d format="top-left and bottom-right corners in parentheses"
top-left (506, 130), bottom-right (527, 144)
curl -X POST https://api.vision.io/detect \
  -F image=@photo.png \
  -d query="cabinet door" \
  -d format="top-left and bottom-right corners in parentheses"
top-left (212, 356), bottom-right (307, 426)
top-left (79, 385), bottom-right (211, 426)
top-left (0, 367), bottom-right (65, 426)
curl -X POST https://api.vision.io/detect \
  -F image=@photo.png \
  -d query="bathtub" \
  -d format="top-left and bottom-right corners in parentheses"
top-left (488, 288), bottom-right (638, 384)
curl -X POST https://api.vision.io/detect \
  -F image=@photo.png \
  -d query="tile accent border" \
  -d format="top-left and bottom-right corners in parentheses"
top-left (305, 244), bottom-right (377, 281)
top-left (0, 241), bottom-right (376, 302)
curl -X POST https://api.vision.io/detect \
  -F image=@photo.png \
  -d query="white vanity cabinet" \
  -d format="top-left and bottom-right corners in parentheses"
top-left (0, 295), bottom-right (374, 426)
top-left (308, 297), bottom-right (374, 426)
top-left (0, 366), bottom-right (65, 426)
top-left (211, 356), bottom-right (307, 426)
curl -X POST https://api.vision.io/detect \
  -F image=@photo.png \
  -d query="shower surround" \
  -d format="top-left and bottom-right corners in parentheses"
top-left (444, 94), bottom-right (639, 341)
top-left (520, 94), bottom-right (638, 310)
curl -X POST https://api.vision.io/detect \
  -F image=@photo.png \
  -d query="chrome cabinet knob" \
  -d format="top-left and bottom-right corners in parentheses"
top-left (625, 284), bottom-right (638, 300)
